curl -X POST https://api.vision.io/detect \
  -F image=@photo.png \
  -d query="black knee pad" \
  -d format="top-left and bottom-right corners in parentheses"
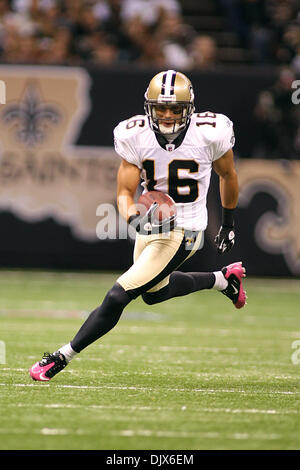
top-left (142, 286), bottom-right (169, 305)
top-left (142, 292), bottom-right (157, 305)
top-left (103, 283), bottom-right (131, 312)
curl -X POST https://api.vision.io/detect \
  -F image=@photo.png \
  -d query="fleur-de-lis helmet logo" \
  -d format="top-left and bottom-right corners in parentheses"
top-left (2, 82), bottom-right (61, 147)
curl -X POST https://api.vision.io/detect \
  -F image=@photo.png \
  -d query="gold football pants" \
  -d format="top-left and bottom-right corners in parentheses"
top-left (117, 228), bottom-right (203, 299)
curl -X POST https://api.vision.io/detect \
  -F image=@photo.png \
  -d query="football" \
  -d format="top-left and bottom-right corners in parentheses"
top-left (137, 190), bottom-right (176, 222)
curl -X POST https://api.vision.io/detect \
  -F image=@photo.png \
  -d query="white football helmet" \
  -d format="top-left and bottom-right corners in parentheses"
top-left (144, 69), bottom-right (195, 136)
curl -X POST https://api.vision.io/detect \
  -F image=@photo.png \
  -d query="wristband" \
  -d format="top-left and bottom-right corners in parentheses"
top-left (222, 207), bottom-right (235, 228)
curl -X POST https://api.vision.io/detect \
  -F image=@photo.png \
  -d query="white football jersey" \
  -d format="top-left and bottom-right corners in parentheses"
top-left (114, 112), bottom-right (235, 231)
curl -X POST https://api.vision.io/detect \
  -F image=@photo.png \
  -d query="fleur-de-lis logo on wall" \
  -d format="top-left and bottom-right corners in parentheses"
top-left (2, 82), bottom-right (61, 147)
top-left (238, 159), bottom-right (300, 275)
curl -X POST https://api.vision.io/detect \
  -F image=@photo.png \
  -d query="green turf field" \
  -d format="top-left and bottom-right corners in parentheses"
top-left (0, 269), bottom-right (299, 450)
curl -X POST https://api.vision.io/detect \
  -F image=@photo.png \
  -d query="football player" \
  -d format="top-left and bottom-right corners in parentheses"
top-left (29, 70), bottom-right (246, 381)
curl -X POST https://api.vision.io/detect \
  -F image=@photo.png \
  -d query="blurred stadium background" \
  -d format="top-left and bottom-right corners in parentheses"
top-left (0, 0), bottom-right (300, 452)
top-left (0, 0), bottom-right (299, 275)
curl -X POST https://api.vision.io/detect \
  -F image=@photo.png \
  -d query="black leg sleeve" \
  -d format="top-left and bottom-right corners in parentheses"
top-left (142, 271), bottom-right (215, 305)
top-left (71, 283), bottom-right (131, 352)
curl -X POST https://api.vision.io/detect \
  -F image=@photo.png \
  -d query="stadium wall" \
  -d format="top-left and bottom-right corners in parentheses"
top-left (0, 64), bottom-right (298, 277)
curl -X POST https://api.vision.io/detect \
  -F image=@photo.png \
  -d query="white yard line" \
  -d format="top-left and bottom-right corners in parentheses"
top-left (93, 344), bottom-right (240, 353)
top-left (4, 402), bottom-right (299, 415)
top-left (0, 382), bottom-right (299, 396)
top-left (40, 428), bottom-right (69, 435)
top-left (200, 407), bottom-right (299, 415)
top-left (114, 429), bottom-right (281, 440)
top-left (0, 426), bottom-right (282, 441)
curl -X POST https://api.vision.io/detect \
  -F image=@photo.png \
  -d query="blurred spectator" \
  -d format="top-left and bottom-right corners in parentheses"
top-left (136, 35), bottom-right (166, 68)
top-left (279, 20), bottom-right (300, 69)
top-left (218, 0), bottom-right (274, 63)
top-left (112, 0), bottom-right (187, 67)
top-left (218, 0), bottom-right (251, 46)
top-left (0, 0), bottom-right (10, 20)
top-left (11, 0), bottom-right (54, 14)
top-left (0, 0), bottom-right (298, 70)
top-left (190, 35), bottom-right (218, 70)
top-left (90, 40), bottom-right (119, 64)
top-left (16, 33), bottom-right (40, 62)
top-left (154, 13), bottom-right (195, 69)
top-left (218, 0), bottom-right (300, 65)
top-left (291, 48), bottom-right (300, 74)
top-left (253, 67), bottom-right (300, 159)
top-left (1, 22), bottom-right (22, 62)
top-left (120, 16), bottom-right (150, 62)
top-left (0, 0), bottom-right (11, 52)
top-left (266, 0), bottom-right (298, 65)
top-left (121, 0), bottom-right (181, 27)
top-left (70, 5), bottom-right (104, 60)
top-left (41, 27), bottom-right (73, 64)
top-left (95, 1), bottom-right (124, 44)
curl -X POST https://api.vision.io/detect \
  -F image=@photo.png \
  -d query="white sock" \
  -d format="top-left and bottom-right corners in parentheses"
top-left (213, 271), bottom-right (228, 291)
top-left (58, 343), bottom-right (77, 363)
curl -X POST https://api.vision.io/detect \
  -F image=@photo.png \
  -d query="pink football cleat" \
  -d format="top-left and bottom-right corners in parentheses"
top-left (29, 351), bottom-right (67, 381)
top-left (221, 261), bottom-right (247, 309)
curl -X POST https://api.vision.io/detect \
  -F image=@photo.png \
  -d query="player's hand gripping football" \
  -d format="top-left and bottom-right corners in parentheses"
top-left (128, 203), bottom-right (176, 235)
top-left (215, 225), bottom-right (235, 254)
